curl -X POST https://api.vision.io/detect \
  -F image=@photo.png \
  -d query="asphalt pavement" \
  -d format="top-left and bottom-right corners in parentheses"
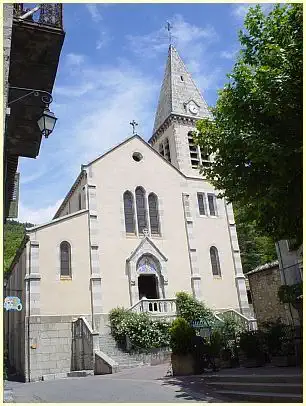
top-left (4, 364), bottom-right (225, 403)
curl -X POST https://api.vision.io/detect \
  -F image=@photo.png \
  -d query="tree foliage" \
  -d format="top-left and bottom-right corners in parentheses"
top-left (175, 291), bottom-right (214, 324)
top-left (195, 4), bottom-right (302, 244)
top-left (234, 203), bottom-right (277, 273)
top-left (4, 220), bottom-right (34, 276)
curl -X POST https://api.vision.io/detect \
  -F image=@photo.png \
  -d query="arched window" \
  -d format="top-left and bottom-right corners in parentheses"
top-left (78, 192), bottom-right (82, 210)
top-left (123, 191), bottom-right (135, 234)
top-left (188, 131), bottom-right (200, 168)
top-left (60, 241), bottom-right (71, 277)
top-left (159, 143), bottom-right (164, 157)
top-left (148, 193), bottom-right (160, 235)
top-left (135, 186), bottom-right (148, 235)
top-left (210, 246), bottom-right (221, 277)
top-left (164, 138), bottom-right (171, 162)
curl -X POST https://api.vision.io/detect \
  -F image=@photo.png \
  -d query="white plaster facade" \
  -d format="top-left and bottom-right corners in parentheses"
top-left (6, 46), bottom-right (251, 337)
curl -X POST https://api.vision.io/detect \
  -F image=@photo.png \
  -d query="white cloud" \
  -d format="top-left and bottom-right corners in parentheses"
top-left (126, 14), bottom-right (218, 60)
top-left (65, 53), bottom-right (85, 66)
top-left (231, 3), bottom-right (274, 20)
top-left (126, 14), bottom-right (220, 93)
top-left (18, 199), bottom-right (63, 225)
top-left (220, 50), bottom-right (237, 60)
top-left (86, 4), bottom-right (103, 23)
top-left (231, 4), bottom-right (251, 19)
top-left (48, 57), bottom-right (159, 179)
top-left (96, 31), bottom-right (110, 50)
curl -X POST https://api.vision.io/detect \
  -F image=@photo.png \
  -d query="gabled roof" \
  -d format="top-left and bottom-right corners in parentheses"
top-left (152, 45), bottom-right (212, 135)
top-left (127, 236), bottom-right (168, 262)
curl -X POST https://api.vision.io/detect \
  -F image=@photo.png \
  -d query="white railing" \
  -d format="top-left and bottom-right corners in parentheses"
top-left (130, 298), bottom-right (177, 315)
top-left (215, 308), bottom-right (257, 331)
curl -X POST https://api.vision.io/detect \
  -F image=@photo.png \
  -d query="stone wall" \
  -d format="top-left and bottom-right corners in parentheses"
top-left (25, 315), bottom-right (90, 382)
top-left (247, 264), bottom-right (291, 327)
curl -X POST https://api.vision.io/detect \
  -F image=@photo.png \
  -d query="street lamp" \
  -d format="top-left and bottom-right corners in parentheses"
top-left (8, 86), bottom-right (58, 138)
top-left (37, 107), bottom-right (57, 138)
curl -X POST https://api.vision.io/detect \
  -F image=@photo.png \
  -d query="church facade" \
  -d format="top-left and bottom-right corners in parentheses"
top-left (5, 46), bottom-right (251, 380)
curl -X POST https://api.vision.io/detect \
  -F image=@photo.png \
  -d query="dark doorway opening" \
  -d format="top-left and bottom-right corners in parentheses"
top-left (138, 274), bottom-right (159, 300)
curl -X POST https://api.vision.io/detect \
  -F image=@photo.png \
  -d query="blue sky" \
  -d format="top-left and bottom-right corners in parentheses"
top-left (17, 3), bottom-right (273, 224)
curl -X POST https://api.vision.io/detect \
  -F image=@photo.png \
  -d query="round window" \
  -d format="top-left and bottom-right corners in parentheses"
top-left (132, 152), bottom-right (143, 162)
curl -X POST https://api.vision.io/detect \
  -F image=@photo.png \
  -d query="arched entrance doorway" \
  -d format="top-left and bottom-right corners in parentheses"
top-left (136, 255), bottom-right (163, 301)
top-left (138, 274), bottom-right (159, 300)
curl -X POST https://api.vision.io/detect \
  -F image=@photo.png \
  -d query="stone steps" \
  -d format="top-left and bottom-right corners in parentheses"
top-left (99, 334), bottom-right (144, 371)
top-left (204, 372), bottom-right (303, 403)
top-left (216, 389), bottom-right (302, 403)
top-left (209, 381), bottom-right (302, 394)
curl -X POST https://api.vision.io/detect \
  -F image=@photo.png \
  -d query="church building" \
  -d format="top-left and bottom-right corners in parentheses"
top-left (5, 46), bottom-right (251, 381)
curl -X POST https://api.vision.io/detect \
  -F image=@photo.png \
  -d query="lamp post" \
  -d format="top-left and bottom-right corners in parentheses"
top-left (37, 108), bottom-right (57, 138)
top-left (8, 86), bottom-right (58, 138)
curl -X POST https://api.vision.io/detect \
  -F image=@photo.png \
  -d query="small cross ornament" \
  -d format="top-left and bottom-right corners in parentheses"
top-left (130, 120), bottom-right (138, 135)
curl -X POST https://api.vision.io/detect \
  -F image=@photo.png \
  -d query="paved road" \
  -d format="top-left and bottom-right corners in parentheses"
top-left (5, 364), bottom-right (225, 403)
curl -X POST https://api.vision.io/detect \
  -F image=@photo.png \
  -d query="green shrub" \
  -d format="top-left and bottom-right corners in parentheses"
top-left (169, 317), bottom-right (196, 355)
top-left (239, 330), bottom-right (266, 359)
top-left (209, 330), bottom-right (223, 358)
top-left (175, 291), bottom-right (214, 324)
top-left (262, 320), bottom-right (295, 356)
top-left (278, 283), bottom-right (303, 307)
top-left (109, 307), bottom-right (170, 351)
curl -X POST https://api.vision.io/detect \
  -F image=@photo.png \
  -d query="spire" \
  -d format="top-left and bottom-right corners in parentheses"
top-left (152, 45), bottom-right (211, 135)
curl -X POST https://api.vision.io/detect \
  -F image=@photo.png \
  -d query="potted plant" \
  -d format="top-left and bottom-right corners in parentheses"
top-left (238, 330), bottom-right (266, 367)
top-left (169, 317), bottom-right (196, 376)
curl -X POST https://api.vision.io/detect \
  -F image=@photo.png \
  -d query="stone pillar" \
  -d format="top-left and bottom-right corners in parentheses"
top-left (225, 202), bottom-right (250, 316)
top-left (87, 183), bottom-right (102, 331)
top-left (27, 241), bottom-right (41, 315)
top-left (182, 193), bottom-right (202, 300)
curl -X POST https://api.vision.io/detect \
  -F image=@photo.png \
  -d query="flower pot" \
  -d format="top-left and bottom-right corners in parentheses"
top-left (271, 355), bottom-right (296, 367)
top-left (171, 353), bottom-right (195, 376)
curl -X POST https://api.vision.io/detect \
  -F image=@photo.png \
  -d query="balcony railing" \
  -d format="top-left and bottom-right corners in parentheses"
top-left (130, 298), bottom-right (177, 316)
top-left (13, 3), bottom-right (63, 29)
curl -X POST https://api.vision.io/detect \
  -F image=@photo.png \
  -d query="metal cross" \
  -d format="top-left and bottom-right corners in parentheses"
top-left (166, 21), bottom-right (173, 45)
top-left (130, 120), bottom-right (138, 135)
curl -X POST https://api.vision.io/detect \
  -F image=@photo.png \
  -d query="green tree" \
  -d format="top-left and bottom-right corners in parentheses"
top-left (4, 220), bottom-right (34, 276)
top-left (195, 4), bottom-right (302, 244)
top-left (234, 203), bottom-right (277, 273)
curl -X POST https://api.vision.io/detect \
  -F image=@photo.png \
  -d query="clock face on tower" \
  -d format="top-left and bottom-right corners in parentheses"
top-left (188, 101), bottom-right (199, 115)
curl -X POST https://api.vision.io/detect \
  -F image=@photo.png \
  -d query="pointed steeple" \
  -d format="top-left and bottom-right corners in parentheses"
top-left (152, 45), bottom-right (211, 135)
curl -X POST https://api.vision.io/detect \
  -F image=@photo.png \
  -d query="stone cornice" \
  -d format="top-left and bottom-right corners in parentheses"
top-left (149, 113), bottom-right (202, 145)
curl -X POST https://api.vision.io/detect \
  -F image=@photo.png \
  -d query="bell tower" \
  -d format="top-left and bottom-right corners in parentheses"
top-left (149, 45), bottom-right (212, 177)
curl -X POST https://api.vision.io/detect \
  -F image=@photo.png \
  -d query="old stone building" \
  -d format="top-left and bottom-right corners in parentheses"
top-left (5, 45), bottom-right (253, 381)
top-left (247, 261), bottom-right (300, 327)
